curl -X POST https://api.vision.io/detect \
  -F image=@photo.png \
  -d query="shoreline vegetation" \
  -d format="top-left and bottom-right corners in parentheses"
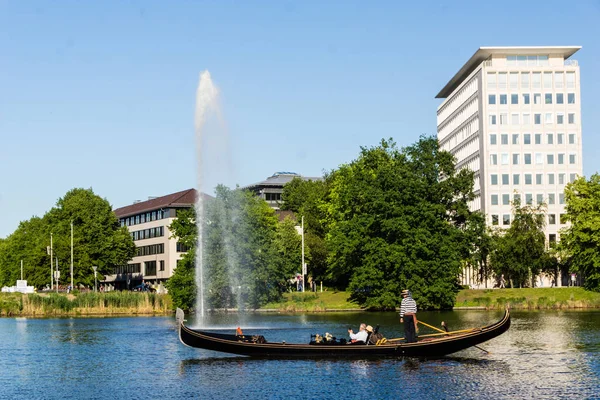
top-left (2, 287), bottom-right (600, 317)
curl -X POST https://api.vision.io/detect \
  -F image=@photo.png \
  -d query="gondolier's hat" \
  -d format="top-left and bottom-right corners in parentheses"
top-left (401, 289), bottom-right (409, 296)
top-left (366, 325), bottom-right (373, 333)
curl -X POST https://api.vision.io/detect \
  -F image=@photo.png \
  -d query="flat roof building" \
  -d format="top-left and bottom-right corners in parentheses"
top-left (437, 46), bottom-right (583, 287)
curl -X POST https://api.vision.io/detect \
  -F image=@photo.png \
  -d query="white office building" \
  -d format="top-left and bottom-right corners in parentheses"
top-left (436, 46), bottom-right (583, 287)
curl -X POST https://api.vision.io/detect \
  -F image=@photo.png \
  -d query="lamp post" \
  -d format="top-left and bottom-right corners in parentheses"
top-left (301, 216), bottom-right (305, 293)
top-left (92, 266), bottom-right (98, 293)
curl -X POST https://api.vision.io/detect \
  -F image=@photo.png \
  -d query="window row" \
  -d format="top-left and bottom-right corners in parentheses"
top-left (265, 192), bottom-right (282, 201)
top-left (488, 92), bottom-right (575, 105)
top-left (489, 112), bottom-right (576, 126)
top-left (491, 213), bottom-right (567, 226)
top-left (489, 133), bottom-right (577, 146)
top-left (112, 263), bottom-right (142, 275)
top-left (176, 242), bottom-right (191, 253)
top-left (121, 210), bottom-right (166, 227)
top-left (131, 226), bottom-right (164, 241)
top-left (490, 192), bottom-right (567, 207)
top-left (135, 243), bottom-right (165, 257)
top-left (490, 172), bottom-right (578, 186)
top-left (144, 260), bottom-right (165, 276)
top-left (487, 71), bottom-right (575, 90)
top-left (489, 152), bottom-right (578, 167)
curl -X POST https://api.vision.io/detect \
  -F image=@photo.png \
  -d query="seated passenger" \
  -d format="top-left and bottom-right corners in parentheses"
top-left (348, 323), bottom-right (368, 343)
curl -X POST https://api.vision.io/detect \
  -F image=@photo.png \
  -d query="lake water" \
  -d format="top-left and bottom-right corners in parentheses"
top-left (1, 310), bottom-right (598, 399)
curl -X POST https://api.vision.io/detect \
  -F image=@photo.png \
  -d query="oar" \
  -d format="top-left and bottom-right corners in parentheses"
top-left (418, 320), bottom-right (447, 334)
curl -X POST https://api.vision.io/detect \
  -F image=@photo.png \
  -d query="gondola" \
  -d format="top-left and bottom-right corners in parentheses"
top-left (176, 308), bottom-right (510, 358)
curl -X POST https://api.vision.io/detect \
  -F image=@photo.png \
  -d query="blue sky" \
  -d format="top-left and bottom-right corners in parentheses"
top-left (1, 0), bottom-right (599, 238)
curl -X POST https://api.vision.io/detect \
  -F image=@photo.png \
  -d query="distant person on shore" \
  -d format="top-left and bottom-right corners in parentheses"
top-left (348, 323), bottom-right (368, 343)
top-left (499, 274), bottom-right (506, 288)
top-left (399, 290), bottom-right (418, 343)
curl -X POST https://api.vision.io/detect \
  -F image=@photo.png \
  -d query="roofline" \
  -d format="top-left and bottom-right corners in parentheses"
top-left (436, 46), bottom-right (581, 99)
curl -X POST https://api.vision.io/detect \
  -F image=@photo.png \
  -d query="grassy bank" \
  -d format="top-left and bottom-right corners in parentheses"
top-left (0, 292), bottom-right (173, 317)
top-left (259, 287), bottom-right (600, 312)
top-left (261, 291), bottom-right (361, 312)
top-left (455, 287), bottom-right (600, 309)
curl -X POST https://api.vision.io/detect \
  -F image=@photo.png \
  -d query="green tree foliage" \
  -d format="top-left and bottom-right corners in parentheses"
top-left (490, 198), bottom-right (547, 288)
top-left (464, 212), bottom-right (495, 288)
top-left (560, 174), bottom-right (600, 291)
top-left (165, 208), bottom-right (197, 310)
top-left (0, 188), bottom-right (135, 288)
top-left (281, 177), bottom-right (330, 281)
top-left (324, 137), bottom-right (475, 310)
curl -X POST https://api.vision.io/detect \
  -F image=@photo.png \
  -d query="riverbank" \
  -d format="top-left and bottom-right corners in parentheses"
top-left (0, 292), bottom-right (172, 317)
top-left (260, 287), bottom-right (600, 312)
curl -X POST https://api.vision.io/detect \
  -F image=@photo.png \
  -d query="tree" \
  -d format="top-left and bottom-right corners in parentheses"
top-left (464, 212), bottom-right (494, 288)
top-left (324, 136), bottom-right (475, 309)
top-left (560, 174), bottom-right (600, 291)
top-left (165, 207), bottom-right (197, 310)
top-left (0, 188), bottom-right (135, 289)
top-left (489, 198), bottom-right (547, 288)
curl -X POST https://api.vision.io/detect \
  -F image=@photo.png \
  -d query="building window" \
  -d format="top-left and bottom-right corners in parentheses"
top-left (549, 214), bottom-right (556, 225)
top-left (558, 153), bottom-right (565, 164)
top-left (502, 194), bottom-right (510, 205)
top-left (521, 72), bottom-right (530, 89)
top-left (503, 214), bottom-right (511, 226)
top-left (491, 194), bottom-right (498, 205)
top-left (514, 193), bottom-right (521, 203)
top-left (534, 134), bottom-right (541, 145)
top-left (545, 93), bottom-right (552, 104)
top-left (545, 113), bottom-right (553, 124)
top-left (570, 173), bottom-right (577, 183)
top-left (569, 134), bottom-right (576, 144)
top-left (489, 115), bottom-right (497, 125)
top-left (532, 72), bottom-right (541, 89)
top-left (534, 114), bottom-right (541, 125)
top-left (534, 93), bottom-right (542, 104)
top-left (525, 174), bottom-right (532, 185)
top-left (522, 114), bottom-right (530, 125)
top-left (145, 261), bottom-right (157, 276)
top-left (549, 234), bottom-right (557, 246)
top-left (543, 72), bottom-right (552, 89)
top-left (487, 73), bottom-right (497, 89)
top-left (489, 94), bottom-right (496, 105)
top-left (556, 93), bottom-right (564, 104)
top-left (547, 133), bottom-right (553, 144)
top-left (524, 134), bottom-right (531, 145)
top-left (498, 73), bottom-right (507, 89)
top-left (547, 154), bottom-right (554, 165)
top-left (490, 154), bottom-right (497, 165)
top-left (557, 133), bottom-right (564, 144)
top-left (500, 113), bottom-right (508, 125)
top-left (500, 94), bottom-right (507, 105)
top-left (513, 174), bottom-right (520, 184)
top-left (492, 215), bottom-right (499, 226)
top-left (535, 153), bottom-right (543, 164)
top-left (569, 154), bottom-right (576, 164)
top-left (536, 174), bottom-right (543, 185)
top-left (557, 113), bottom-right (564, 125)
top-left (501, 153), bottom-right (509, 165)
top-left (490, 134), bottom-right (497, 145)
top-left (512, 134), bottom-right (519, 145)
top-left (523, 93), bottom-right (530, 104)
top-left (511, 94), bottom-right (518, 105)
top-left (566, 72), bottom-right (575, 89)
top-left (159, 260), bottom-right (165, 272)
top-left (537, 194), bottom-right (544, 205)
top-left (548, 174), bottom-right (555, 185)
top-left (559, 194), bottom-right (565, 205)
top-left (511, 114), bottom-right (519, 125)
top-left (524, 154), bottom-right (532, 164)
top-left (501, 134), bottom-right (508, 145)
top-left (555, 72), bottom-right (564, 89)
top-left (568, 93), bottom-right (575, 104)
top-left (512, 154), bottom-right (519, 165)
top-left (176, 242), bottom-right (190, 253)
top-left (491, 174), bottom-right (498, 185)
top-left (568, 113), bottom-right (575, 124)
top-left (526, 193), bottom-right (533, 205)
top-left (502, 174), bottom-right (509, 185)
top-left (559, 173), bottom-right (566, 185)
top-left (510, 72), bottom-right (518, 89)
top-left (548, 193), bottom-right (555, 204)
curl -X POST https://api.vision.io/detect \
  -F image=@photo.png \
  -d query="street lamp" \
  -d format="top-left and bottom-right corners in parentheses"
top-left (92, 266), bottom-right (98, 293)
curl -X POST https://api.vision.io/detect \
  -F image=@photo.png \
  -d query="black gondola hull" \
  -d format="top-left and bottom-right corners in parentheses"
top-left (178, 309), bottom-right (510, 358)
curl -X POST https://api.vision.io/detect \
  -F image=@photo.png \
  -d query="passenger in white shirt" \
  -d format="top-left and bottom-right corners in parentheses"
top-left (348, 323), bottom-right (368, 343)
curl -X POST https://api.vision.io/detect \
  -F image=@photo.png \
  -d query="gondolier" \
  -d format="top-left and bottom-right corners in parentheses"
top-left (399, 289), bottom-right (418, 343)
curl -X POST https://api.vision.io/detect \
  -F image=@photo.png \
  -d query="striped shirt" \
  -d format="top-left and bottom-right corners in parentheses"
top-left (399, 297), bottom-right (417, 317)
